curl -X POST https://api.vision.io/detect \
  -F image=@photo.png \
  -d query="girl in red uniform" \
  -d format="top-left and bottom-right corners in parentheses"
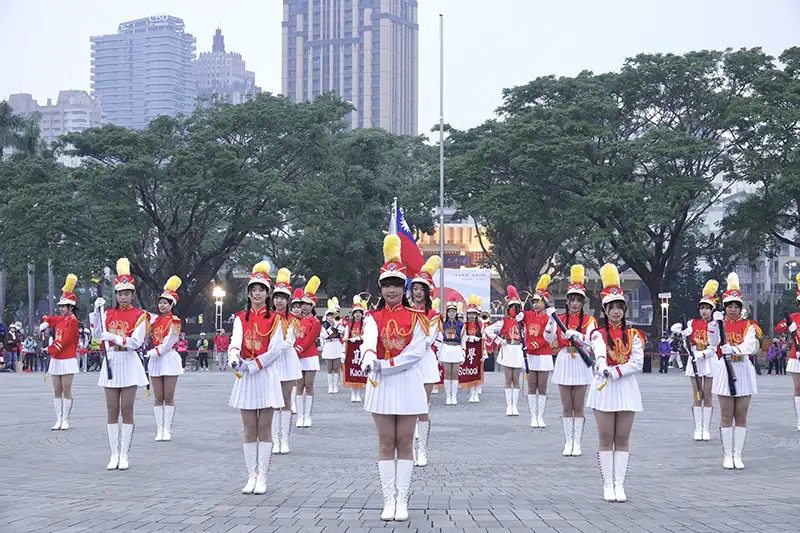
top-left (462, 295), bottom-right (486, 403)
top-left (524, 274), bottom-right (554, 428)
top-left (90, 258), bottom-right (150, 471)
top-left (486, 286), bottom-right (525, 416)
top-left (227, 261), bottom-right (286, 494)
top-left (295, 276), bottom-right (322, 428)
top-left (360, 235), bottom-right (429, 522)
top-left (587, 264), bottom-right (644, 503)
top-left (146, 276), bottom-right (183, 442)
top-left (672, 280), bottom-right (719, 441)
top-left (40, 274), bottom-right (80, 431)
top-left (343, 296), bottom-right (367, 402)
top-left (774, 273), bottom-right (800, 431)
top-left (712, 273), bottom-right (760, 469)
top-left (409, 256), bottom-right (441, 467)
top-left (543, 265), bottom-right (597, 456)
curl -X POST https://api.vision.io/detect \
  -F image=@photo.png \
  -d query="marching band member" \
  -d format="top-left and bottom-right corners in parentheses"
top-left (587, 264), bottom-right (644, 503)
top-left (227, 261), bottom-right (285, 494)
top-left (486, 286), bottom-right (525, 416)
top-left (90, 258), bottom-right (150, 471)
top-left (361, 235), bottom-right (429, 522)
top-left (440, 294), bottom-right (465, 405)
top-left (774, 273), bottom-right (800, 431)
top-left (40, 274), bottom-right (80, 431)
top-left (672, 280), bottom-right (719, 441)
top-left (271, 268), bottom-right (302, 454)
top-left (524, 275), bottom-right (555, 428)
top-left (321, 297), bottom-right (346, 394)
top-left (463, 295), bottom-right (486, 403)
top-left (343, 296), bottom-right (368, 402)
top-left (544, 265), bottom-right (597, 456)
top-left (295, 276), bottom-right (322, 428)
top-left (713, 273), bottom-right (760, 470)
top-left (409, 256), bottom-right (441, 467)
top-left (146, 276), bottom-right (183, 442)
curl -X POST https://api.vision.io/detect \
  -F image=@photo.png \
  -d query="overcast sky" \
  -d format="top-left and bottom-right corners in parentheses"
top-left (1, 0), bottom-right (798, 133)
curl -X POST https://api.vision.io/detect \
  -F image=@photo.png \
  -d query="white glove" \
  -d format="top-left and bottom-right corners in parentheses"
top-left (713, 311), bottom-right (724, 322)
top-left (245, 360), bottom-right (261, 374)
top-left (94, 297), bottom-right (106, 311)
top-left (146, 348), bottom-right (158, 359)
top-left (682, 326), bottom-right (693, 338)
top-left (789, 322), bottom-right (797, 333)
top-left (670, 323), bottom-right (683, 335)
top-left (564, 329), bottom-right (581, 341)
top-left (544, 306), bottom-right (556, 317)
top-left (595, 359), bottom-right (608, 375)
top-left (228, 354), bottom-right (241, 369)
top-left (39, 322), bottom-right (49, 332)
top-left (692, 350), bottom-right (704, 361)
top-left (99, 331), bottom-right (118, 343)
top-left (721, 344), bottom-right (735, 355)
top-left (360, 352), bottom-right (378, 374)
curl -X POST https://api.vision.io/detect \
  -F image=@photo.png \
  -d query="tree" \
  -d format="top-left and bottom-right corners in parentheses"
top-left (485, 49), bottom-right (771, 329)
top-left (61, 93), bottom-right (354, 314)
top-left (0, 100), bottom-right (24, 161)
top-left (724, 47), bottom-right (800, 253)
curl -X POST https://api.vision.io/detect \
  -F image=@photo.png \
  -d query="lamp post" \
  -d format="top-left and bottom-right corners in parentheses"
top-left (213, 286), bottom-right (226, 333)
top-left (659, 292), bottom-right (671, 339)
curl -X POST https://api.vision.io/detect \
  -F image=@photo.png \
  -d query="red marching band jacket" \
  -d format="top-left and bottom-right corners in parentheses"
top-left (598, 323), bottom-right (645, 367)
top-left (42, 314), bottom-right (79, 359)
top-left (497, 317), bottom-right (523, 345)
top-left (688, 318), bottom-right (711, 350)
top-left (101, 305), bottom-right (149, 351)
top-left (523, 310), bottom-right (551, 355)
top-left (716, 318), bottom-right (762, 358)
top-left (363, 305), bottom-right (429, 365)
top-left (294, 314), bottom-right (321, 359)
top-left (775, 312), bottom-right (800, 359)
top-left (232, 306), bottom-right (281, 361)
top-left (554, 312), bottom-right (597, 349)
top-left (150, 313), bottom-right (182, 355)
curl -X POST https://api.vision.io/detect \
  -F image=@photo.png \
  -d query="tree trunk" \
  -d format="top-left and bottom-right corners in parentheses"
top-left (47, 258), bottom-right (55, 316)
top-left (0, 266), bottom-right (5, 324)
top-left (27, 263), bottom-right (35, 334)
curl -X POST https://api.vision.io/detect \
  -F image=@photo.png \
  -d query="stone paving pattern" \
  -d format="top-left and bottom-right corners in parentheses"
top-left (1, 368), bottom-right (799, 532)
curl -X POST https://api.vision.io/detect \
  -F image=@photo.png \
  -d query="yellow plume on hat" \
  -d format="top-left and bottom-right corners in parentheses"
top-left (726, 272), bottom-right (740, 291)
top-left (702, 279), bottom-right (719, 298)
top-left (600, 264), bottom-right (620, 289)
top-left (421, 255), bottom-right (441, 276)
top-left (383, 234), bottom-right (402, 263)
top-left (353, 295), bottom-right (362, 306)
top-left (476, 296), bottom-right (482, 308)
top-left (304, 276), bottom-right (320, 296)
top-left (163, 276), bottom-right (182, 292)
top-left (457, 301), bottom-right (464, 313)
top-left (62, 274), bottom-right (77, 293)
top-left (252, 261), bottom-right (271, 276)
top-left (276, 268), bottom-right (291, 285)
top-left (116, 257), bottom-right (131, 276)
top-left (468, 294), bottom-right (478, 307)
top-left (327, 297), bottom-right (340, 311)
top-left (570, 265), bottom-right (584, 285)
top-left (795, 273), bottom-right (800, 289)
top-left (535, 274), bottom-right (551, 292)
top-left (431, 297), bottom-right (440, 311)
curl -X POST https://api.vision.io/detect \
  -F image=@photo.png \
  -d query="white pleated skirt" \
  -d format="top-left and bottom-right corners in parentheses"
top-left (587, 374), bottom-right (642, 412)
top-left (229, 364), bottom-right (284, 410)
top-left (712, 358), bottom-right (757, 397)
top-left (787, 358), bottom-right (800, 373)
top-left (321, 340), bottom-right (344, 360)
top-left (299, 356), bottom-right (320, 372)
top-left (552, 347), bottom-right (593, 386)
top-left (439, 343), bottom-right (464, 363)
top-left (418, 348), bottom-right (440, 383)
top-left (497, 344), bottom-right (524, 369)
top-left (364, 366), bottom-right (428, 415)
top-left (97, 351), bottom-right (149, 388)
top-left (685, 354), bottom-right (715, 378)
top-left (276, 348), bottom-right (303, 381)
top-left (48, 357), bottom-right (79, 376)
top-left (148, 350), bottom-right (184, 377)
top-left (526, 354), bottom-right (554, 371)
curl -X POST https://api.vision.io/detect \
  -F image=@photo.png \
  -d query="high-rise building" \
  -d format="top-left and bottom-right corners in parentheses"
top-left (196, 29), bottom-right (260, 107)
top-left (7, 90), bottom-right (104, 143)
top-left (282, 0), bottom-right (418, 135)
top-left (90, 15), bottom-right (197, 130)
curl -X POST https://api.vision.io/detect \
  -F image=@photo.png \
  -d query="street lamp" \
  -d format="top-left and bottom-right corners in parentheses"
top-left (213, 286), bottom-right (226, 333)
top-left (659, 292), bottom-right (671, 339)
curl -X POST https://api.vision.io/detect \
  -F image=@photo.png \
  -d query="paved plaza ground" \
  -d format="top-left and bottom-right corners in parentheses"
top-left (1, 367), bottom-right (799, 533)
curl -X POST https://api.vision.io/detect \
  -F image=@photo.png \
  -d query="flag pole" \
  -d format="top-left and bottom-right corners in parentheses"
top-left (438, 13), bottom-right (445, 316)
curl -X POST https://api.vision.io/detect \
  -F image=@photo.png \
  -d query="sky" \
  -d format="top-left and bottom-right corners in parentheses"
top-left (1, 0), bottom-right (799, 133)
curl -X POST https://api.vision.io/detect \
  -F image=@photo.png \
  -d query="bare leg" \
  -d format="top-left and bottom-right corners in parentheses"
top-left (559, 384), bottom-right (574, 417)
top-left (281, 380), bottom-right (294, 412)
top-left (105, 388), bottom-right (121, 423)
top-left (593, 410), bottom-right (616, 451)
top-left (573, 385), bottom-right (587, 418)
top-left (119, 386), bottom-right (137, 424)
top-left (612, 412), bottom-right (635, 451)
top-left (256, 407), bottom-right (274, 442)
top-left (241, 409), bottom-right (258, 443)
top-left (702, 377), bottom-right (714, 407)
top-left (303, 370), bottom-right (316, 396)
top-left (395, 415), bottom-right (417, 460)
top-left (503, 366), bottom-right (513, 388)
top-left (510, 368), bottom-right (521, 388)
top-left (527, 372), bottom-right (537, 395)
top-left (732, 396), bottom-right (751, 427)
top-left (373, 414), bottom-right (398, 460)
top-left (535, 371), bottom-right (548, 395)
top-left (419, 383), bottom-right (433, 422)
top-left (162, 376), bottom-right (178, 405)
top-left (52, 375), bottom-right (64, 398)
top-left (151, 376), bottom-right (165, 406)
top-left (718, 395), bottom-right (734, 427)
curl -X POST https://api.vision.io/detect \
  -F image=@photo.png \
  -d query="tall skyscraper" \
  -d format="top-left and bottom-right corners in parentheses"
top-left (91, 15), bottom-right (197, 130)
top-left (282, 0), bottom-right (418, 135)
top-left (7, 91), bottom-right (104, 143)
top-left (196, 29), bottom-right (260, 107)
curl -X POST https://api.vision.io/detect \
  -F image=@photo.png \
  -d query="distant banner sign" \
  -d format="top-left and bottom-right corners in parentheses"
top-left (443, 255), bottom-right (472, 267)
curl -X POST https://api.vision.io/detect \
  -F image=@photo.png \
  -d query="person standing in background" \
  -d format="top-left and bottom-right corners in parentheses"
top-left (196, 332), bottom-right (210, 371)
top-left (22, 334), bottom-right (38, 372)
top-left (214, 329), bottom-right (230, 371)
top-left (658, 336), bottom-right (671, 374)
top-left (176, 332), bottom-right (189, 369)
top-left (4, 324), bottom-right (22, 372)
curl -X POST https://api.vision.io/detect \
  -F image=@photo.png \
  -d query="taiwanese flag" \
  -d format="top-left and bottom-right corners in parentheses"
top-left (389, 201), bottom-right (425, 278)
